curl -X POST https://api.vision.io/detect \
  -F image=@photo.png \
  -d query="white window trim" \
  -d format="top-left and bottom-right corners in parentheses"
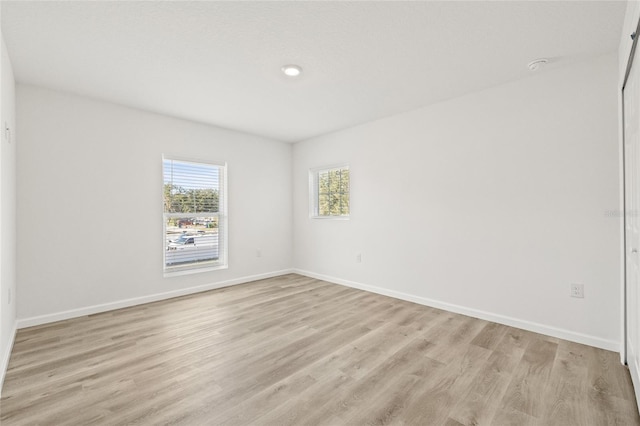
top-left (309, 164), bottom-right (350, 220)
top-left (162, 155), bottom-right (229, 277)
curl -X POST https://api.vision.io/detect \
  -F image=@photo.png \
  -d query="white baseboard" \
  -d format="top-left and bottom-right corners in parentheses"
top-left (293, 269), bottom-right (619, 352)
top-left (17, 269), bottom-right (294, 329)
top-left (0, 322), bottom-right (17, 395)
top-left (14, 267), bottom-right (620, 352)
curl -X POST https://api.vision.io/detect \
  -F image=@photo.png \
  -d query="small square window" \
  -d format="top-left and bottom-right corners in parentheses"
top-left (310, 165), bottom-right (350, 218)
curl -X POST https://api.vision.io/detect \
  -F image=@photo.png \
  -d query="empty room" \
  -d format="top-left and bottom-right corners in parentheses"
top-left (1, 0), bottom-right (640, 425)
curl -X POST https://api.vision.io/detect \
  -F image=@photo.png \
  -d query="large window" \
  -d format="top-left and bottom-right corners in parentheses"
top-left (310, 165), bottom-right (350, 218)
top-left (163, 157), bottom-right (227, 274)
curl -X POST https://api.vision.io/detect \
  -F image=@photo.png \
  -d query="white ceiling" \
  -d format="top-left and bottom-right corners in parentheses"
top-left (1, 1), bottom-right (626, 143)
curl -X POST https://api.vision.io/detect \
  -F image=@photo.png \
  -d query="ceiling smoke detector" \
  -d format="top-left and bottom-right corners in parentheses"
top-left (527, 58), bottom-right (548, 71)
top-left (281, 64), bottom-right (302, 77)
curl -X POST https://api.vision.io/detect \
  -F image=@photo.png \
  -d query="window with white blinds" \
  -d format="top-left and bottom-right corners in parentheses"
top-left (163, 157), bottom-right (227, 274)
top-left (309, 165), bottom-right (350, 218)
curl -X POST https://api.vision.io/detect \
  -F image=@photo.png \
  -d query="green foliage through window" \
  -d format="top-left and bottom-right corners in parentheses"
top-left (316, 166), bottom-right (349, 216)
top-left (163, 160), bottom-right (219, 214)
top-left (163, 184), bottom-right (219, 214)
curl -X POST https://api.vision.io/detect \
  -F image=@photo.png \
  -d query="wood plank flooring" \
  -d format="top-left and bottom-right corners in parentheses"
top-left (1, 274), bottom-right (638, 425)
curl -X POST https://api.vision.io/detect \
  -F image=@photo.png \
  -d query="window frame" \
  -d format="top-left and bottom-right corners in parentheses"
top-left (309, 164), bottom-right (350, 220)
top-left (162, 155), bottom-right (228, 277)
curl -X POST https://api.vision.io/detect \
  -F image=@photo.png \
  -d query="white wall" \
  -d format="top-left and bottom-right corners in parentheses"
top-left (0, 34), bottom-right (17, 388)
top-left (293, 53), bottom-right (621, 350)
top-left (619, 1), bottom-right (640, 83)
top-left (16, 85), bottom-right (292, 324)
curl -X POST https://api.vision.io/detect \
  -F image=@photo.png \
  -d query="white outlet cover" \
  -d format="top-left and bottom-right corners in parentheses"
top-left (571, 284), bottom-right (584, 298)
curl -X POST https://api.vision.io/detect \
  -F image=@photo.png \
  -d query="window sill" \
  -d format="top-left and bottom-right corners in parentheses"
top-left (164, 263), bottom-right (228, 278)
top-left (310, 215), bottom-right (350, 220)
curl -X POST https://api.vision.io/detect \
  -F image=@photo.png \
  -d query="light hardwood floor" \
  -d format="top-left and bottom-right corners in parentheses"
top-left (1, 274), bottom-right (638, 425)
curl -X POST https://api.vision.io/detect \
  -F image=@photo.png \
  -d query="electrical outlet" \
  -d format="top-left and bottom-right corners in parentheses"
top-left (571, 284), bottom-right (584, 298)
top-left (356, 253), bottom-right (362, 263)
top-left (5, 122), bottom-right (10, 144)
top-left (256, 248), bottom-right (262, 258)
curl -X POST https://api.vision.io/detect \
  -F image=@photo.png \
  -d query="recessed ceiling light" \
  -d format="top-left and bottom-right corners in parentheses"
top-left (527, 58), bottom-right (548, 71)
top-left (281, 64), bottom-right (302, 77)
